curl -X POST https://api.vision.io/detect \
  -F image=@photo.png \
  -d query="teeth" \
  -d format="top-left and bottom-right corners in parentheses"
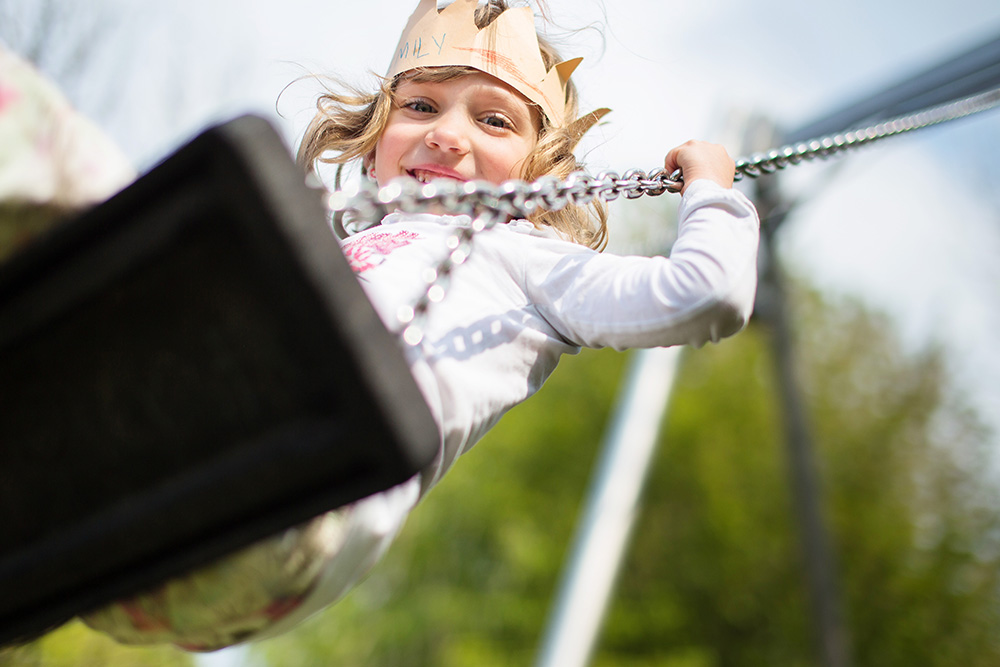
top-left (409, 170), bottom-right (458, 183)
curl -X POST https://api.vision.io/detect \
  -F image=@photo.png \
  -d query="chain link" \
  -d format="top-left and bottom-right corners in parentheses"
top-left (733, 86), bottom-right (1000, 181)
top-left (324, 167), bottom-right (683, 226)
top-left (325, 86), bottom-right (1000, 344)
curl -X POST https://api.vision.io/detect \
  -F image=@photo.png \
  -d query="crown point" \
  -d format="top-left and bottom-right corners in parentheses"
top-left (553, 57), bottom-right (584, 85)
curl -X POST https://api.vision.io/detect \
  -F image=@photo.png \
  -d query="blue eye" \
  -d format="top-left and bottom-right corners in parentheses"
top-left (405, 100), bottom-right (435, 113)
top-left (483, 115), bottom-right (510, 129)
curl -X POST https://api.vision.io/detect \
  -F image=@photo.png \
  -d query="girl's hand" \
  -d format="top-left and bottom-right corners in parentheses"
top-left (663, 140), bottom-right (735, 195)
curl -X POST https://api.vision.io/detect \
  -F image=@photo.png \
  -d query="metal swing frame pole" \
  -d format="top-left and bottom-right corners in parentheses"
top-left (534, 346), bottom-right (683, 667)
top-left (752, 30), bottom-right (1000, 667)
top-left (752, 176), bottom-right (854, 667)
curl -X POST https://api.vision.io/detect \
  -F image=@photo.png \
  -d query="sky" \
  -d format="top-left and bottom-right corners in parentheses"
top-left (2, 1), bottom-right (1000, 661)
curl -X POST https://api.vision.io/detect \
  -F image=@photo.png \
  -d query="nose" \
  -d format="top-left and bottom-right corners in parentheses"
top-left (425, 110), bottom-right (471, 154)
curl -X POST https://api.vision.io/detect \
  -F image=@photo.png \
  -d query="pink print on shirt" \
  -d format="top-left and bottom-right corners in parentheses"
top-left (343, 229), bottom-right (421, 273)
top-left (0, 82), bottom-right (19, 113)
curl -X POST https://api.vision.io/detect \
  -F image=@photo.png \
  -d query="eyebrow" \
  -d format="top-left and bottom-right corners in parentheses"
top-left (399, 79), bottom-right (527, 107)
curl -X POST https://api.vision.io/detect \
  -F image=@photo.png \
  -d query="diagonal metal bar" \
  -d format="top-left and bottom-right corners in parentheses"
top-left (742, 27), bottom-right (1000, 667)
top-left (534, 347), bottom-right (683, 667)
top-left (785, 33), bottom-right (1000, 145)
top-left (753, 174), bottom-right (853, 667)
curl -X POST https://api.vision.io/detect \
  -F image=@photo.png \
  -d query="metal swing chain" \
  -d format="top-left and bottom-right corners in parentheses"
top-left (732, 85), bottom-right (1000, 180)
top-left (324, 85), bottom-right (1000, 345)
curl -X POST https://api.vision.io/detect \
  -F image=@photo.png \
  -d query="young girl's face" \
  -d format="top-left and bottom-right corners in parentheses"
top-left (373, 71), bottom-right (540, 186)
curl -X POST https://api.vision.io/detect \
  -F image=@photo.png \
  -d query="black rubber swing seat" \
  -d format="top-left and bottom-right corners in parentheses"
top-left (0, 116), bottom-right (439, 645)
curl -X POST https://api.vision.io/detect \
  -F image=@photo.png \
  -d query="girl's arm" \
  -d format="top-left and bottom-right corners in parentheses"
top-left (524, 140), bottom-right (759, 350)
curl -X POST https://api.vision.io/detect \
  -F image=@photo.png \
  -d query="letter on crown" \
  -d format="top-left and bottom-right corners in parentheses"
top-left (387, 0), bottom-right (581, 125)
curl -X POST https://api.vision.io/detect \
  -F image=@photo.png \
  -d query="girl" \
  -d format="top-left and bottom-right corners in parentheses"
top-left (83, 0), bottom-right (759, 651)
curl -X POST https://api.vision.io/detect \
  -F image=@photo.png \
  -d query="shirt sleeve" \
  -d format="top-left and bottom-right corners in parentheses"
top-left (524, 179), bottom-right (760, 350)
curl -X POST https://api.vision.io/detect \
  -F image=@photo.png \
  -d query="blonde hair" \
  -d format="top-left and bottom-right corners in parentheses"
top-left (297, 0), bottom-right (608, 250)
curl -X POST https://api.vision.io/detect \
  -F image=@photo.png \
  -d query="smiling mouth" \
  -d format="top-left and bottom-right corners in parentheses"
top-left (407, 169), bottom-right (465, 183)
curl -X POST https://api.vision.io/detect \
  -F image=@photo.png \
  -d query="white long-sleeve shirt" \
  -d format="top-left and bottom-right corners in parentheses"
top-left (236, 179), bottom-right (759, 645)
top-left (342, 179), bottom-right (760, 492)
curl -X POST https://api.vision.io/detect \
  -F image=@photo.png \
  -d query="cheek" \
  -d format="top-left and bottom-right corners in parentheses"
top-left (373, 129), bottom-right (405, 182)
top-left (370, 135), bottom-right (397, 183)
top-left (494, 139), bottom-right (536, 180)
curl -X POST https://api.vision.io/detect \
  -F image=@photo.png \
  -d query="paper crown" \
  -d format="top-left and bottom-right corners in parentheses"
top-left (386, 0), bottom-right (581, 124)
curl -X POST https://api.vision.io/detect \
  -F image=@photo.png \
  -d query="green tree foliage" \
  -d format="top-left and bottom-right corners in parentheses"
top-left (0, 620), bottom-right (194, 667)
top-left (602, 291), bottom-right (1000, 666)
top-left (251, 285), bottom-right (1000, 666)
